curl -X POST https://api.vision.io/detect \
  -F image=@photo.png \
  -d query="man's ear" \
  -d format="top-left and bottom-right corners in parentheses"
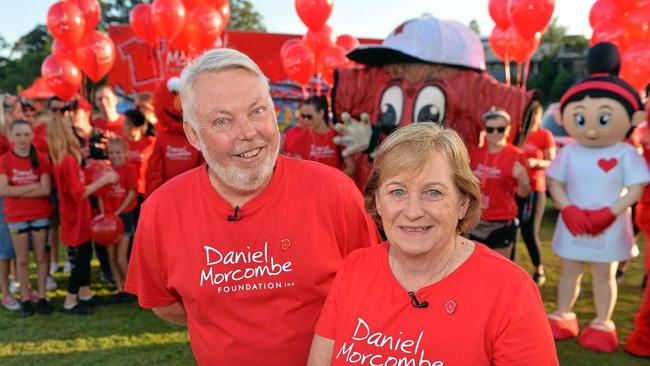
top-left (183, 121), bottom-right (201, 151)
top-left (632, 110), bottom-right (645, 127)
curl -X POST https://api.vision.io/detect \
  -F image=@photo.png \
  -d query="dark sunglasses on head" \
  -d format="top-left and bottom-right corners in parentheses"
top-left (300, 114), bottom-right (314, 120)
top-left (485, 126), bottom-right (507, 134)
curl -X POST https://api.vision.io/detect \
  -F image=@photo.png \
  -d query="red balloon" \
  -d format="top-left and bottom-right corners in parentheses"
top-left (591, 20), bottom-right (628, 54)
top-left (508, 0), bottom-right (555, 39)
top-left (509, 31), bottom-right (541, 63)
top-left (335, 34), bottom-right (359, 52)
top-left (489, 26), bottom-right (540, 63)
top-left (613, 0), bottom-right (639, 11)
top-left (130, 3), bottom-right (158, 46)
top-left (488, 0), bottom-right (510, 29)
top-left (489, 27), bottom-right (509, 61)
top-left (66, 0), bottom-right (101, 33)
top-left (218, 2), bottom-right (231, 27)
top-left (152, 0), bottom-right (187, 41)
top-left (625, 5), bottom-right (650, 43)
top-left (281, 40), bottom-right (315, 85)
top-left (295, 0), bottom-right (334, 32)
top-left (191, 5), bottom-right (225, 49)
top-left (303, 24), bottom-right (335, 59)
top-left (41, 55), bottom-right (81, 101)
top-left (52, 40), bottom-right (81, 66)
top-left (90, 214), bottom-right (124, 246)
top-left (76, 31), bottom-right (116, 82)
top-left (589, 0), bottom-right (623, 28)
top-left (320, 44), bottom-right (348, 85)
top-left (620, 41), bottom-right (650, 91)
top-left (170, 17), bottom-right (202, 55)
top-left (84, 160), bottom-right (114, 197)
top-left (47, 1), bottom-right (86, 46)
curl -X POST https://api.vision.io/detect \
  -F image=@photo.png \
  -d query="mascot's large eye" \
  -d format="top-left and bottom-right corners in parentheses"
top-left (573, 113), bottom-right (586, 129)
top-left (378, 85), bottom-right (404, 129)
top-left (413, 85), bottom-right (446, 124)
top-left (598, 112), bottom-right (612, 128)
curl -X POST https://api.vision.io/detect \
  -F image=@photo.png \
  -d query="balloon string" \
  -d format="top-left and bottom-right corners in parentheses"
top-left (504, 57), bottom-right (511, 86)
top-left (516, 62), bottom-right (523, 87)
top-left (316, 72), bottom-right (322, 97)
top-left (521, 59), bottom-right (530, 90)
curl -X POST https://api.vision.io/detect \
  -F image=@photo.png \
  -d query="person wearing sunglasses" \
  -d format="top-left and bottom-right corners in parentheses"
top-left (284, 96), bottom-right (345, 170)
top-left (468, 107), bottom-right (530, 259)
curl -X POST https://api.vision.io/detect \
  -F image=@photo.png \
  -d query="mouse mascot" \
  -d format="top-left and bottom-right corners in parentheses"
top-left (332, 14), bottom-right (538, 188)
top-left (145, 75), bottom-right (203, 197)
top-left (546, 42), bottom-right (649, 352)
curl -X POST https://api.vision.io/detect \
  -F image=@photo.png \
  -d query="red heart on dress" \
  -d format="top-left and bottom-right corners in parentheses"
top-left (597, 158), bottom-right (618, 173)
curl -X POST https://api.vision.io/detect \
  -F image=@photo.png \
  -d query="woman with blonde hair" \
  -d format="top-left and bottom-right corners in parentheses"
top-left (308, 123), bottom-right (556, 365)
top-left (48, 115), bottom-right (118, 315)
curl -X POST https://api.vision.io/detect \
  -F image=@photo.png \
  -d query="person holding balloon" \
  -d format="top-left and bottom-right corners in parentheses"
top-left (102, 137), bottom-right (137, 304)
top-left (0, 120), bottom-right (53, 316)
top-left (48, 114), bottom-right (118, 315)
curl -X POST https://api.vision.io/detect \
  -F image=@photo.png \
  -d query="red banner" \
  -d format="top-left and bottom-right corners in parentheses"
top-left (108, 25), bottom-right (381, 96)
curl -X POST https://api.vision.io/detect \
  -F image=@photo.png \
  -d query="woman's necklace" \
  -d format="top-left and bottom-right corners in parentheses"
top-left (391, 239), bottom-right (457, 292)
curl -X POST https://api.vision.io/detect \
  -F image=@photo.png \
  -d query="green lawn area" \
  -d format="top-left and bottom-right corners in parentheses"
top-left (0, 206), bottom-right (648, 365)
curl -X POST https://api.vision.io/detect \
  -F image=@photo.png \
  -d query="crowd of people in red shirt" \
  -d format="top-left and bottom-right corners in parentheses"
top-left (0, 85), bottom-right (202, 316)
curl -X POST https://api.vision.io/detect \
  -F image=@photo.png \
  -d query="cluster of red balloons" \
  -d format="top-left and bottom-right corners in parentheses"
top-left (280, 0), bottom-right (359, 86)
top-left (43, 0), bottom-right (116, 100)
top-left (129, 0), bottom-right (229, 57)
top-left (488, 0), bottom-right (554, 63)
top-left (590, 0), bottom-right (650, 90)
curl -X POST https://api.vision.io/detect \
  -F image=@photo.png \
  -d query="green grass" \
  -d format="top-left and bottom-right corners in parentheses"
top-left (0, 206), bottom-right (648, 365)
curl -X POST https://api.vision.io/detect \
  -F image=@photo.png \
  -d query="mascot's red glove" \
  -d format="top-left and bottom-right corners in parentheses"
top-left (585, 207), bottom-right (616, 236)
top-left (562, 205), bottom-right (593, 236)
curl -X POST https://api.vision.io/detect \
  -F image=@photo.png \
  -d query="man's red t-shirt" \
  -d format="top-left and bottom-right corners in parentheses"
top-left (316, 242), bottom-right (558, 366)
top-left (144, 132), bottom-right (202, 196)
top-left (91, 114), bottom-right (125, 136)
top-left (125, 156), bottom-right (380, 365)
top-left (103, 163), bottom-right (138, 214)
top-left (520, 128), bottom-right (555, 192)
top-left (125, 136), bottom-right (156, 194)
top-left (284, 128), bottom-right (342, 169)
top-left (0, 151), bottom-right (52, 223)
top-left (470, 144), bottom-right (528, 221)
top-left (52, 155), bottom-right (92, 247)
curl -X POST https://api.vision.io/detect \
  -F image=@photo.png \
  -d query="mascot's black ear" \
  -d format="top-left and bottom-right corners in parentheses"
top-left (587, 42), bottom-right (621, 76)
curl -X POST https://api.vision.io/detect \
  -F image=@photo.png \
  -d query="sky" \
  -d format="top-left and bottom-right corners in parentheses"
top-left (0, 0), bottom-right (592, 47)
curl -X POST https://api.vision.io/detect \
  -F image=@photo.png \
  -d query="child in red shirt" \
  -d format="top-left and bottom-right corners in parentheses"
top-left (104, 137), bottom-right (137, 302)
top-left (0, 120), bottom-right (53, 316)
top-left (48, 115), bottom-right (118, 315)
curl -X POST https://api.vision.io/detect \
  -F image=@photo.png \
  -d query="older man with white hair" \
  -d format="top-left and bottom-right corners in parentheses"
top-left (125, 48), bottom-right (379, 365)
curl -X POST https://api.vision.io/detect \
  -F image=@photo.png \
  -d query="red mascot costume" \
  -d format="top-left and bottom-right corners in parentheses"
top-left (145, 76), bottom-right (203, 197)
top-left (332, 15), bottom-right (537, 187)
top-left (625, 104), bottom-right (650, 358)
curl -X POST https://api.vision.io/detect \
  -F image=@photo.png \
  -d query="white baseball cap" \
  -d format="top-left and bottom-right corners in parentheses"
top-left (348, 15), bottom-right (486, 71)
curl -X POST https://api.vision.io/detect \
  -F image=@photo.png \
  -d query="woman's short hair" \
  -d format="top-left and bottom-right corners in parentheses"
top-left (364, 123), bottom-right (481, 234)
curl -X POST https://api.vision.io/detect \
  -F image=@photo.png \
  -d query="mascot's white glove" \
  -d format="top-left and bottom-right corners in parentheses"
top-left (333, 112), bottom-right (373, 158)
